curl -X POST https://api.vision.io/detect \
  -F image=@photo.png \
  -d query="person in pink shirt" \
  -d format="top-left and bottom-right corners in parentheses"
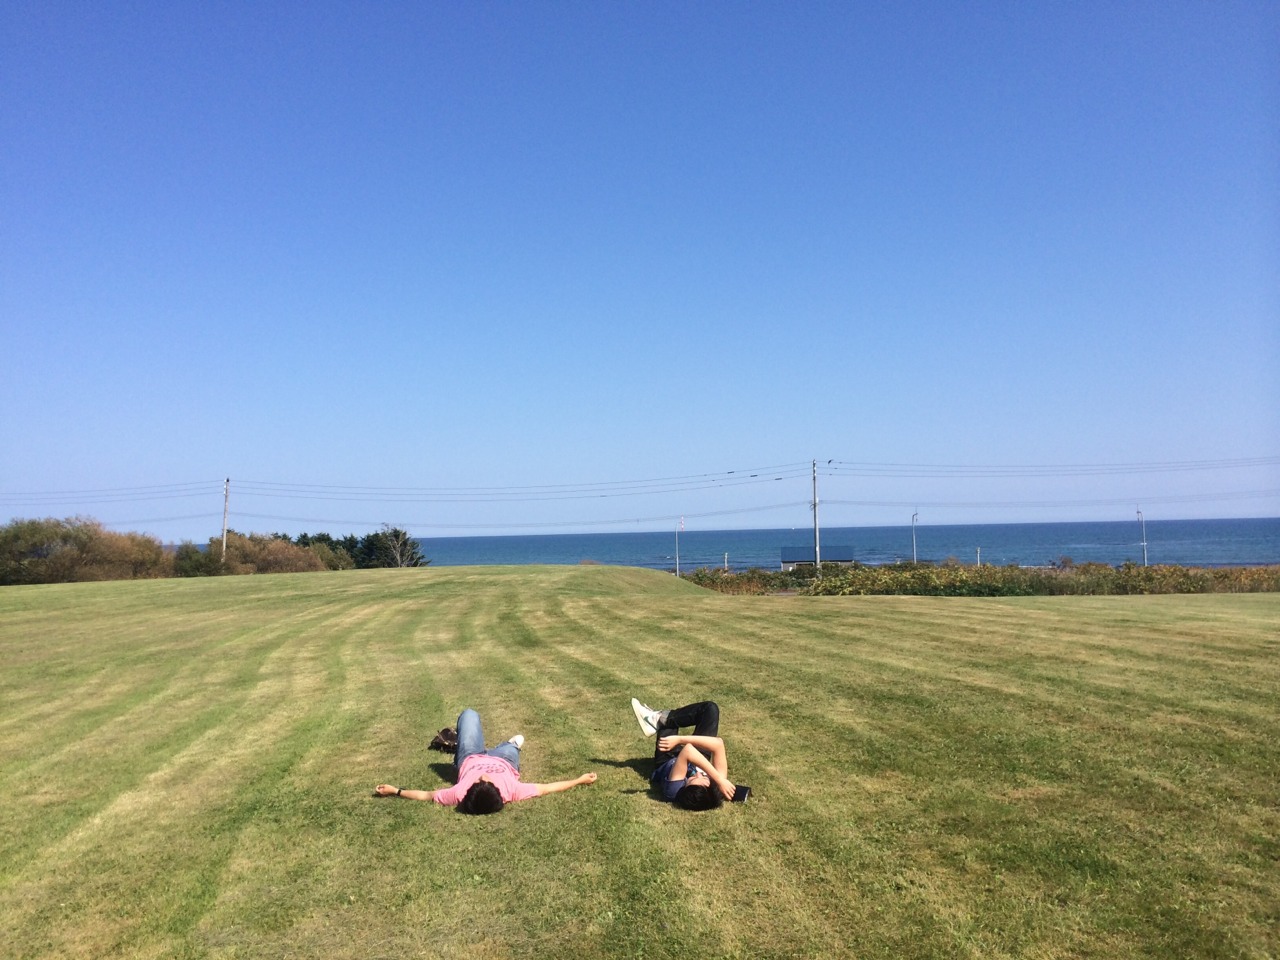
top-left (374, 708), bottom-right (597, 814)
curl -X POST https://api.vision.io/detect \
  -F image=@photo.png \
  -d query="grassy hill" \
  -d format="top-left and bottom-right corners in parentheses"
top-left (1, 567), bottom-right (1276, 959)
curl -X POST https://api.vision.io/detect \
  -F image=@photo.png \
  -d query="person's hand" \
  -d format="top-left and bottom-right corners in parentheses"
top-left (374, 784), bottom-right (399, 796)
top-left (657, 735), bottom-right (681, 752)
top-left (717, 780), bottom-right (736, 801)
top-left (579, 772), bottom-right (598, 786)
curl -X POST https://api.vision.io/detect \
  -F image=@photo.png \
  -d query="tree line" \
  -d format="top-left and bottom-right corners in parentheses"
top-left (0, 517), bottom-right (427, 586)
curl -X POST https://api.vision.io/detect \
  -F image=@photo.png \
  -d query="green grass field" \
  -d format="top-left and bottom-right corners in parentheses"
top-left (1, 567), bottom-right (1276, 959)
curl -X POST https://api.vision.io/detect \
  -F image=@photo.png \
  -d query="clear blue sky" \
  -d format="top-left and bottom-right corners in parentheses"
top-left (3, 1), bottom-right (1277, 541)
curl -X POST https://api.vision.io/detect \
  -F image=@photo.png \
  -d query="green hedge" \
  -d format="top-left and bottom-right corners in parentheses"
top-left (804, 562), bottom-right (1280, 596)
top-left (681, 562), bottom-right (1280, 597)
top-left (680, 566), bottom-right (813, 594)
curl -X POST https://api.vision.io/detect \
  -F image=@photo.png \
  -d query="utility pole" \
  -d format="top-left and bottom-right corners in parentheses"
top-left (912, 512), bottom-right (918, 563)
top-left (1137, 508), bottom-right (1148, 566)
top-left (221, 478), bottom-right (230, 564)
top-left (812, 459), bottom-right (822, 577)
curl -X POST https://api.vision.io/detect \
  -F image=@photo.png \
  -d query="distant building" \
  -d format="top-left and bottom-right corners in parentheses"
top-left (781, 546), bottom-right (856, 572)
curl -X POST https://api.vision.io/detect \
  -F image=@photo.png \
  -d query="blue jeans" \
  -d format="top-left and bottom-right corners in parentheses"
top-left (454, 708), bottom-right (521, 775)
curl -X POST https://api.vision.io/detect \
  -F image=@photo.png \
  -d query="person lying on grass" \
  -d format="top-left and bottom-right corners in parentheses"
top-left (631, 698), bottom-right (736, 810)
top-left (374, 708), bottom-right (597, 814)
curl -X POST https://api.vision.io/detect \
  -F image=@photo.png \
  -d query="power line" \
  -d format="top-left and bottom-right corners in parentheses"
top-left (6, 457), bottom-right (1277, 534)
top-left (232, 467), bottom-right (813, 502)
top-left (0, 482), bottom-right (224, 505)
top-left (237, 461), bottom-right (811, 495)
top-left (230, 501), bottom-right (809, 532)
top-left (823, 489), bottom-right (1280, 510)
top-left (0, 467), bottom-right (815, 506)
top-left (822, 456), bottom-right (1280, 478)
top-left (4, 457), bottom-right (1275, 505)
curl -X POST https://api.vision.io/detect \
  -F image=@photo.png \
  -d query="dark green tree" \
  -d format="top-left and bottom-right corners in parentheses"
top-left (173, 541), bottom-right (221, 577)
top-left (0, 517), bottom-right (99, 584)
top-left (357, 525), bottom-right (427, 568)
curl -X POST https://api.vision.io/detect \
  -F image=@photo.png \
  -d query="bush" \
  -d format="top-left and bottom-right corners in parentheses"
top-left (1210, 565), bottom-right (1280, 592)
top-left (173, 542), bottom-right (222, 577)
top-left (0, 517), bottom-right (168, 585)
top-left (1, 517), bottom-right (435, 585)
top-left (306, 541), bottom-right (355, 571)
top-left (681, 566), bottom-right (815, 595)
top-left (81, 529), bottom-right (169, 581)
top-left (209, 532), bottom-right (329, 575)
top-left (800, 561), bottom-right (1280, 597)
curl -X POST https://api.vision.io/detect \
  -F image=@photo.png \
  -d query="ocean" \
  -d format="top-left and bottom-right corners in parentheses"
top-left (416, 517), bottom-right (1280, 572)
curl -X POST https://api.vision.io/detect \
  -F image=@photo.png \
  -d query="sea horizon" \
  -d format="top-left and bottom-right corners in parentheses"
top-left (413, 516), bottom-right (1280, 572)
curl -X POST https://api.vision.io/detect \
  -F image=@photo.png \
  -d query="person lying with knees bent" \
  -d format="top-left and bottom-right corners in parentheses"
top-left (374, 708), bottom-right (597, 814)
top-left (631, 698), bottom-right (736, 810)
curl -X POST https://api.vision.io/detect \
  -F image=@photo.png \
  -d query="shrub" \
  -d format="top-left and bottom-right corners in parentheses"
top-left (173, 542), bottom-right (221, 577)
top-left (81, 529), bottom-right (169, 581)
top-left (307, 541), bottom-right (355, 570)
top-left (0, 517), bottom-right (168, 584)
top-left (211, 531), bottom-right (328, 575)
top-left (682, 566), bottom-right (815, 595)
top-left (801, 561), bottom-right (1280, 597)
top-left (1210, 565), bottom-right (1280, 592)
top-left (0, 517), bottom-right (94, 584)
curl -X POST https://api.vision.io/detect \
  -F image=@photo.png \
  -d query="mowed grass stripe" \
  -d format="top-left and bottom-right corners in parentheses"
top-left (1, 578), bottom-right (454, 958)
top-left (0, 621), bottom-right (314, 871)
top-left (3, 648), bottom-right (340, 955)
top-left (417, 576), bottom-right (1269, 957)
top-left (476, 591), bottom-right (1136, 957)
top-left (1, 569), bottom-right (1277, 959)
top-left (581, 591), bottom-right (1280, 957)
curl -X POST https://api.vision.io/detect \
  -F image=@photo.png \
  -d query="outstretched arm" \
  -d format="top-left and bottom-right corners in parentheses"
top-left (532, 772), bottom-right (598, 796)
top-left (373, 783), bottom-right (436, 801)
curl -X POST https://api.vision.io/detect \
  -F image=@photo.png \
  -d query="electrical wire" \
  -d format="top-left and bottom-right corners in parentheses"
top-left (230, 501), bottom-right (808, 531)
top-left (821, 456), bottom-right (1280, 478)
top-left (5, 457), bottom-right (1277, 533)
top-left (823, 489), bottom-right (1280, 510)
top-left (5, 458), bottom-right (1275, 506)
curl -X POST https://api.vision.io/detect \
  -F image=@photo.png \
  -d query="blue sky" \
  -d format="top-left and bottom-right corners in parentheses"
top-left (2, 1), bottom-right (1277, 541)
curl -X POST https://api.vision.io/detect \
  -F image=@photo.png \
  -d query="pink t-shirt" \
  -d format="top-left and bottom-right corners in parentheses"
top-left (433, 754), bottom-right (540, 806)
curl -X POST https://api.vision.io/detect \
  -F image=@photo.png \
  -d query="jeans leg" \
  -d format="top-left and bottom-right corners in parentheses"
top-left (487, 742), bottom-right (521, 771)
top-left (455, 708), bottom-right (486, 774)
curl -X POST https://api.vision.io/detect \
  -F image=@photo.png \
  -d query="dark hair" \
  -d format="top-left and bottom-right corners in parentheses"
top-left (673, 783), bottom-right (724, 811)
top-left (458, 780), bottom-right (504, 815)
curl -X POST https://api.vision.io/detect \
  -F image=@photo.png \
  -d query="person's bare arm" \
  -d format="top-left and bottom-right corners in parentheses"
top-left (532, 772), bottom-right (598, 796)
top-left (668, 744), bottom-right (735, 800)
top-left (659, 735), bottom-right (729, 777)
top-left (658, 734), bottom-right (723, 756)
top-left (373, 783), bottom-right (435, 801)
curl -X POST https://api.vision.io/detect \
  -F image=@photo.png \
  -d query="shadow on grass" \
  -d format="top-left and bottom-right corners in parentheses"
top-left (589, 756), bottom-right (651, 782)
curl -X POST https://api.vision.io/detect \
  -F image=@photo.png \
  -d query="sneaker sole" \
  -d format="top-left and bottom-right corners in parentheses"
top-left (631, 698), bottom-right (657, 737)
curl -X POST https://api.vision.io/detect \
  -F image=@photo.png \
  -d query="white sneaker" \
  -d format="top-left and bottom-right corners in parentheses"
top-left (507, 734), bottom-right (524, 750)
top-left (631, 698), bottom-right (659, 737)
